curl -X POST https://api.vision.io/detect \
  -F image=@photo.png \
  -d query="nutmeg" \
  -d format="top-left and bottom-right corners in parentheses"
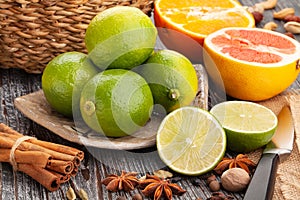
top-left (221, 168), bottom-right (251, 192)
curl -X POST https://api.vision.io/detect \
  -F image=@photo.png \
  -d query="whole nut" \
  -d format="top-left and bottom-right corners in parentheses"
top-left (252, 11), bottom-right (264, 24)
top-left (273, 8), bottom-right (295, 19)
top-left (284, 15), bottom-right (300, 23)
top-left (284, 21), bottom-right (300, 34)
top-left (248, 4), bottom-right (265, 14)
top-left (221, 168), bottom-right (251, 192)
top-left (284, 32), bottom-right (295, 39)
top-left (256, 0), bottom-right (277, 10)
top-left (263, 21), bottom-right (278, 30)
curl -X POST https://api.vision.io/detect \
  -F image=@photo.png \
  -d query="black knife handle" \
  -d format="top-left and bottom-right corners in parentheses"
top-left (243, 153), bottom-right (279, 200)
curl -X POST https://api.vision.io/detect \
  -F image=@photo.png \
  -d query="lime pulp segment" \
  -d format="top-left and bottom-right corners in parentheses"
top-left (210, 101), bottom-right (278, 152)
top-left (210, 101), bottom-right (277, 133)
top-left (156, 107), bottom-right (226, 175)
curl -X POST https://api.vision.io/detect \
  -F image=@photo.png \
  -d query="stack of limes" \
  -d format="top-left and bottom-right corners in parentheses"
top-left (42, 6), bottom-right (199, 137)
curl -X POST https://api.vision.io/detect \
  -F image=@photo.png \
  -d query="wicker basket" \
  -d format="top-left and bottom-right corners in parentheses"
top-left (0, 0), bottom-right (154, 73)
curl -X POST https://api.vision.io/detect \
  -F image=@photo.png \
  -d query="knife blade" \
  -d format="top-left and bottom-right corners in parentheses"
top-left (244, 105), bottom-right (294, 200)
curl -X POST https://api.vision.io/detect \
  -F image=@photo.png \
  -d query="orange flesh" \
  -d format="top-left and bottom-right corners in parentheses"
top-left (221, 47), bottom-right (282, 63)
top-left (225, 30), bottom-right (296, 50)
top-left (157, 0), bottom-right (253, 36)
top-left (211, 30), bottom-right (297, 63)
top-left (158, 0), bottom-right (237, 9)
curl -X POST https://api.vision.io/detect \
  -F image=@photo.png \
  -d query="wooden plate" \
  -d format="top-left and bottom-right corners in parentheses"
top-left (14, 64), bottom-right (208, 150)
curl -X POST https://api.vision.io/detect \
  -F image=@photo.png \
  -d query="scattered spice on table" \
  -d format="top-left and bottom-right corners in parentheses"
top-left (207, 192), bottom-right (234, 200)
top-left (206, 175), bottom-right (220, 192)
top-left (214, 154), bottom-right (256, 174)
top-left (139, 174), bottom-right (186, 200)
top-left (101, 171), bottom-right (139, 192)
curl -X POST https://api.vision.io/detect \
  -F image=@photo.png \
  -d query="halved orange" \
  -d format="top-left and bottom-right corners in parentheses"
top-left (154, 0), bottom-right (255, 62)
top-left (203, 27), bottom-right (300, 101)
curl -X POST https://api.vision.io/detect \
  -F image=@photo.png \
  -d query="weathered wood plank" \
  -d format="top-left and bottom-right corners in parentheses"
top-left (0, 0), bottom-right (300, 199)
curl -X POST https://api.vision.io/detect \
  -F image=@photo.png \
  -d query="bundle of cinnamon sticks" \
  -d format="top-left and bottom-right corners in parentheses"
top-left (0, 123), bottom-right (84, 191)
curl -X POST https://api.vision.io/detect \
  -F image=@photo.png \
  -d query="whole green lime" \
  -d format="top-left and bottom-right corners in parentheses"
top-left (42, 52), bottom-right (99, 118)
top-left (80, 69), bottom-right (153, 137)
top-left (85, 6), bottom-right (157, 70)
top-left (135, 49), bottom-right (198, 113)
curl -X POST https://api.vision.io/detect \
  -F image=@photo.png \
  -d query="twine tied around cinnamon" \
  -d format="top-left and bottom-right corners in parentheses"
top-left (9, 135), bottom-right (36, 171)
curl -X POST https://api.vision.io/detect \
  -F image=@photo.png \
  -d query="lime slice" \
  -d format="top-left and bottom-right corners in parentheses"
top-left (156, 106), bottom-right (226, 176)
top-left (210, 101), bottom-right (278, 153)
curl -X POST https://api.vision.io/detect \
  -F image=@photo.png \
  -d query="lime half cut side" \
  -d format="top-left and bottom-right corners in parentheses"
top-left (210, 101), bottom-right (278, 153)
top-left (156, 107), bottom-right (226, 176)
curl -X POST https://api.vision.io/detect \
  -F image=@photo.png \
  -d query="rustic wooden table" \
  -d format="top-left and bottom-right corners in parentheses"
top-left (0, 0), bottom-right (299, 199)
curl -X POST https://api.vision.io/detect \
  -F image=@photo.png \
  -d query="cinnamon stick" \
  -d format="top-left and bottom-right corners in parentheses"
top-left (0, 123), bottom-right (20, 135)
top-left (0, 124), bottom-right (84, 160)
top-left (0, 132), bottom-right (78, 162)
top-left (18, 164), bottom-right (61, 192)
top-left (0, 149), bottom-right (51, 167)
top-left (30, 139), bottom-right (84, 161)
top-left (46, 160), bottom-right (74, 174)
top-left (0, 123), bottom-right (84, 192)
top-left (49, 170), bottom-right (71, 183)
top-left (71, 165), bottom-right (79, 177)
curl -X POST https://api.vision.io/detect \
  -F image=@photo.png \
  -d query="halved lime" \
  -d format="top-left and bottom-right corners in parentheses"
top-left (210, 101), bottom-right (278, 153)
top-left (156, 106), bottom-right (226, 176)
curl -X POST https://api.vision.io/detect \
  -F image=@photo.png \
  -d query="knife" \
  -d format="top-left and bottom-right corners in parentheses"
top-left (243, 105), bottom-right (294, 200)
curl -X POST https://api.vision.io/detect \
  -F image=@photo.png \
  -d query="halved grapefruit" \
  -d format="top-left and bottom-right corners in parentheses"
top-left (154, 0), bottom-right (255, 62)
top-left (203, 27), bottom-right (300, 101)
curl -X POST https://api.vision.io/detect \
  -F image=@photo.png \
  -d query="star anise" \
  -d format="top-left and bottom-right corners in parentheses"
top-left (101, 171), bottom-right (139, 192)
top-left (214, 154), bottom-right (256, 174)
top-left (139, 174), bottom-right (186, 200)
